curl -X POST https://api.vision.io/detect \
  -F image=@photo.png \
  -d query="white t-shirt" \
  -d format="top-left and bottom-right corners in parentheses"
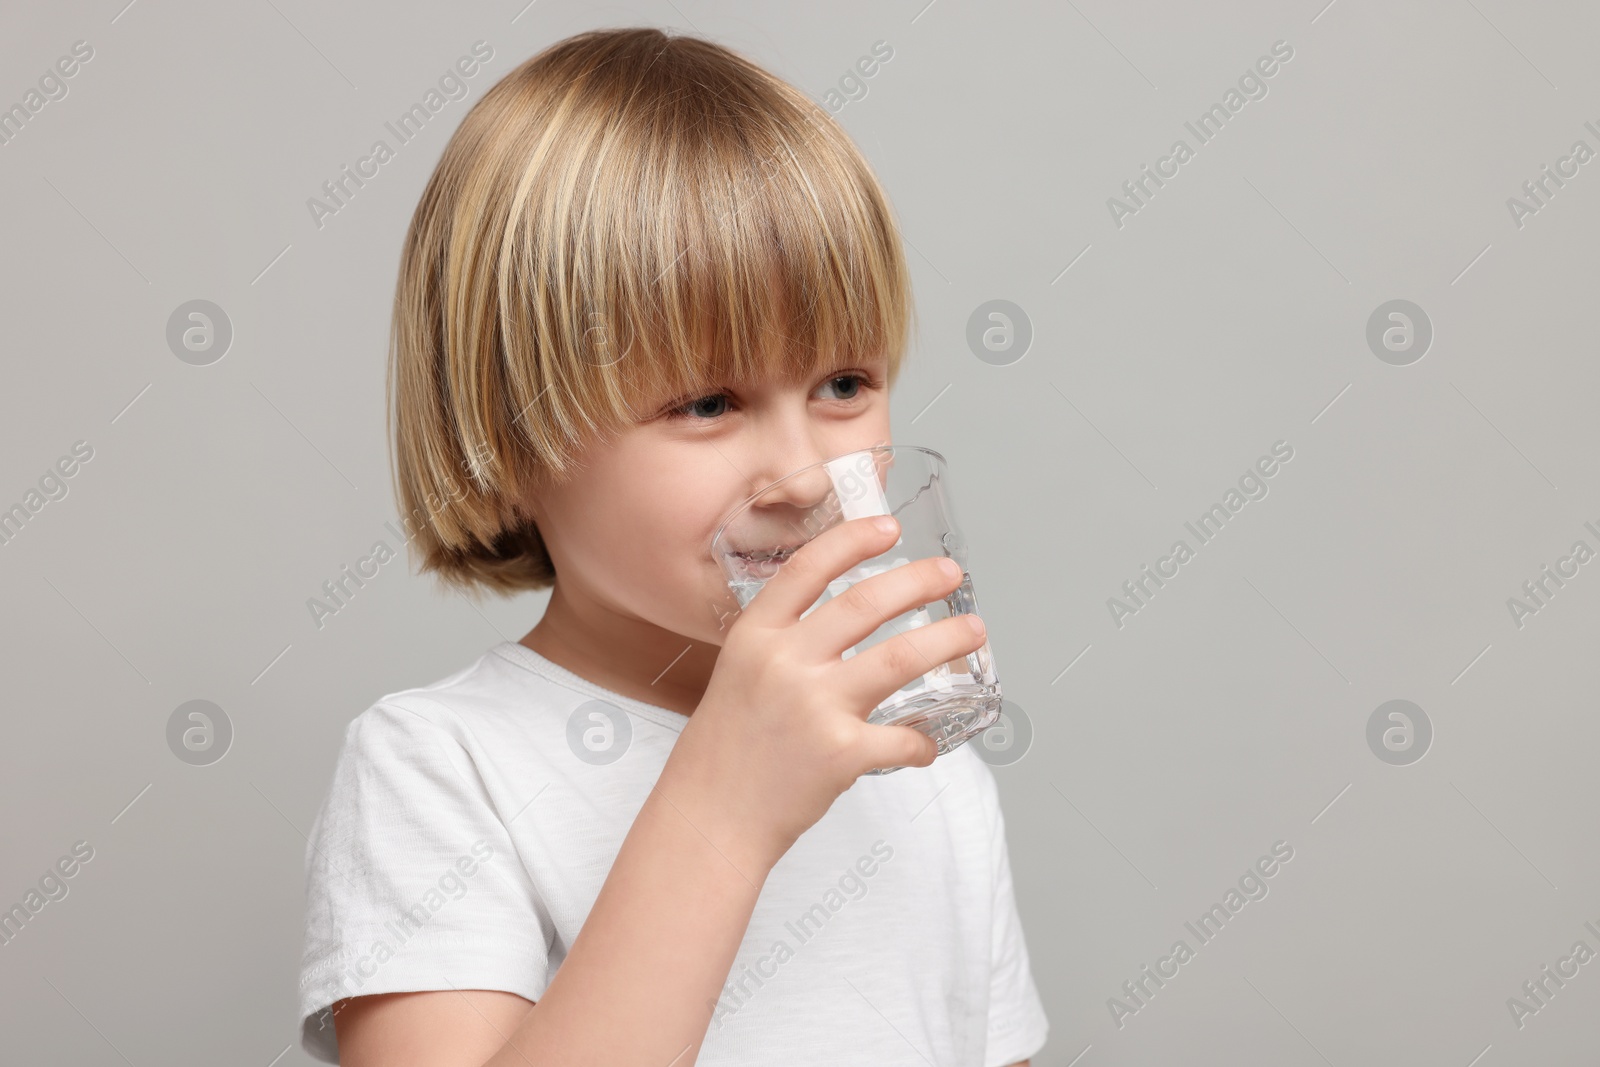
top-left (297, 640), bottom-right (1049, 1065)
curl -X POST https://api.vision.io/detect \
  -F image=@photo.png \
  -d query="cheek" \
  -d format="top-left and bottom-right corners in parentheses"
top-left (836, 407), bottom-right (892, 457)
top-left (566, 459), bottom-right (734, 622)
top-left (642, 479), bottom-right (758, 638)
top-left (578, 485), bottom-right (684, 572)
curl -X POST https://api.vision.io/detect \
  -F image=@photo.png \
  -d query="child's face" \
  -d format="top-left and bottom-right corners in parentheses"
top-left (525, 354), bottom-right (892, 647)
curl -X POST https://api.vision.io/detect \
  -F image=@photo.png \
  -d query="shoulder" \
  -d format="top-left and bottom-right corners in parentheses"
top-left (329, 642), bottom-right (584, 768)
top-left (300, 652), bottom-right (566, 906)
top-left (357, 643), bottom-right (551, 733)
top-left (312, 642), bottom-right (679, 847)
top-left (307, 648), bottom-right (546, 843)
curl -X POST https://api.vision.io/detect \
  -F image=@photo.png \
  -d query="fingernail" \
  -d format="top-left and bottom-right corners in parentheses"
top-left (965, 614), bottom-right (985, 635)
top-left (872, 515), bottom-right (898, 534)
top-left (937, 557), bottom-right (961, 579)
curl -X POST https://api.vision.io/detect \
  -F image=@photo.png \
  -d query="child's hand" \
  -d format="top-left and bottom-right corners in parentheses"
top-left (661, 514), bottom-right (987, 875)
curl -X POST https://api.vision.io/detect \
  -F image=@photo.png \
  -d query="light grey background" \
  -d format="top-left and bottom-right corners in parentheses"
top-left (2, 0), bottom-right (1597, 1064)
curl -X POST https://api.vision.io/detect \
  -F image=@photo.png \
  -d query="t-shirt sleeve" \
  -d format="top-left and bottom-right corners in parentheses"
top-left (980, 767), bottom-right (1050, 1067)
top-left (297, 700), bottom-right (554, 1064)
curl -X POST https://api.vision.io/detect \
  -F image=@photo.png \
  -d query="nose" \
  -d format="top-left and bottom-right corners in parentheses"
top-left (746, 445), bottom-right (898, 543)
top-left (713, 379), bottom-right (891, 555)
top-left (725, 400), bottom-right (848, 549)
top-left (745, 446), bottom-right (836, 514)
top-left (727, 382), bottom-right (823, 489)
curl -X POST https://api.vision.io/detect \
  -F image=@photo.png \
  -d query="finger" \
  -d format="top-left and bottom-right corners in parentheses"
top-left (796, 554), bottom-right (965, 658)
top-left (856, 722), bottom-right (938, 775)
top-left (835, 613), bottom-right (989, 716)
top-left (740, 514), bottom-right (901, 626)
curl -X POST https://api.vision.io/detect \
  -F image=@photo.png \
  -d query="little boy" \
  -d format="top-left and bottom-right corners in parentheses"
top-left (298, 26), bottom-right (1048, 1066)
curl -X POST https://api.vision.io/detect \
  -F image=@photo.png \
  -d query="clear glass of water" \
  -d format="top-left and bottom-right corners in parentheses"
top-left (709, 444), bottom-right (1002, 773)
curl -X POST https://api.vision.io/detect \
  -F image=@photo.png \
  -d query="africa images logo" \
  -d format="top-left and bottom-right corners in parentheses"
top-left (306, 41), bottom-right (494, 230)
top-left (1107, 840), bottom-right (1295, 1028)
top-left (1105, 40), bottom-right (1295, 229)
top-left (310, 840), bottom-right (495, 1033)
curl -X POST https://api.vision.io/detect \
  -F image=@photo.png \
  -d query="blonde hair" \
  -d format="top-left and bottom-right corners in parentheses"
top-left (389, 27), bottom-right (914, 599)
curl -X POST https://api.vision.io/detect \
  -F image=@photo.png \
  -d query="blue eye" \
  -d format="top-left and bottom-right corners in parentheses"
top-left (672, 394), bottom-right (730, 420)
top-left (820, 374), bottom-right (865, 400)
top-left (663, 372), bottom-right (876, 421)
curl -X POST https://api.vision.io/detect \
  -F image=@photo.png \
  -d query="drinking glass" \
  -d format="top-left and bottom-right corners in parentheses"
top-left (710, 445), bottom-right (1002, 773)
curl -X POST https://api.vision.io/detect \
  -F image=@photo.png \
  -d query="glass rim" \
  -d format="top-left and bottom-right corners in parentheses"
top-left (708, 443), bottom-right (947, 556)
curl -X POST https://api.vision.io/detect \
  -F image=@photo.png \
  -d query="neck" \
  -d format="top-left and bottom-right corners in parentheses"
top-left (518, 582), bottom-right (720, 718)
